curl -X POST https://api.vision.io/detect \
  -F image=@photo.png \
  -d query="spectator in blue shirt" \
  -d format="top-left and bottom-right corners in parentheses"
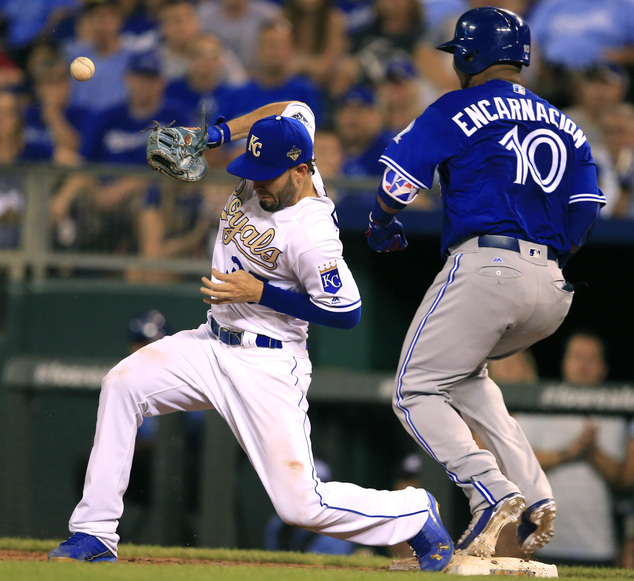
top-left (333, 84), bottom-right (395, 209)
top-left (22, 51), bottom-right (85, 164)
top-left (79, 50), bottom-right (184, 166)
top-left (221, 19), bottom-right (323, 126)
top-left (198, 0), bottom-right (282, 75)
top-left (164, 33), bottom-right (243, 171)
top-left (335, 0), bottom-right (374, 37)
top-left (50, 49), bottom-right (186, 257)
top-left (164, 34), bottom-right (238, 130)
top-left (528, 0), bottom-right (634, 107)
top-left (336, 84), bottom-right (394, 175)
top-left (63, 0), bottom-right (134, 114)
top-left (0, 0), bottom-right (78, 67)
top-left (0, 91), bottom-right (27, 248)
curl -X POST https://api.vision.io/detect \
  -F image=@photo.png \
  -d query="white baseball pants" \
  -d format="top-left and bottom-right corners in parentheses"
top-left (69, 323), bottom-right (432, 554)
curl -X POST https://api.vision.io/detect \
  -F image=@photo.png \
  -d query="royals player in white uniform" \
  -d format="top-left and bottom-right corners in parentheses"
top-left (48, 101), bottom-right (453, 571)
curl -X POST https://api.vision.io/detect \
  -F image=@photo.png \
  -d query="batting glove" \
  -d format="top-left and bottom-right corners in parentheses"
top-left (366, 216), bottom-right (408, 252)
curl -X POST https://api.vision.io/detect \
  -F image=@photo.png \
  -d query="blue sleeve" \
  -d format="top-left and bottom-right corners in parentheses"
top-left (380, 104), bottom-right (459, 190)
top-left (369, 184), bottom-right (407, 225)
top-left (568, 200), bottom-right (601, 248)
top-left (259, 283), bottom-right (361, 329)
top-left (571, 144), bottom-right (604, 204)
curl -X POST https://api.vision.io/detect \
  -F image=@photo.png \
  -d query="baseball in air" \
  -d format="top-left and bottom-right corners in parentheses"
top-left (70, 57), bottom-right (95, 82)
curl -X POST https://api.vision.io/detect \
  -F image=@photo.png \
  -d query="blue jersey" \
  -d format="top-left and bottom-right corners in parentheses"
top-left (22, 104), bottom-right (86, 161)
top-left (80, 103), bottom-right (185, 165)
top-left (164, 80), bottom-right (235, 127)
top-left (222, 77), bottom-right (323, 127)
top-left (380, 80), bottom-right (605, 256)
top-left (342, 130), bottom-right (395, 177)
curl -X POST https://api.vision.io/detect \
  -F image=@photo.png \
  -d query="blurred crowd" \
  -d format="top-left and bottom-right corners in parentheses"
top-left (488, 332), bottom-right (634, 569)
top-left (2, 0), bottom-right (634, 567)
top-left (3, 0), bottom-right (634, 272)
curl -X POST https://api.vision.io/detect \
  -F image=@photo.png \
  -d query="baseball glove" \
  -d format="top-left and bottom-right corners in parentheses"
top-left (146, 105), bottom-right (209, 183)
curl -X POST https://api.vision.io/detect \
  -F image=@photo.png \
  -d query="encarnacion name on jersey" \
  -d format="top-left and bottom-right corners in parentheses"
top-left (452, 96), bottom-right (587, 148)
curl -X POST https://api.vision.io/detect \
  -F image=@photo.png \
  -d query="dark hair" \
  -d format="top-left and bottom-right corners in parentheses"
top-left (563, 328), bottom-right (608, 360)
top-left (158, 0), bottom-right (196, 12)
top-left (292, 158), bottom-right (316, 175)
top-left (82, 0), bottom-right (120, 14)
top-left (284, 0), bottom-right (332, 54)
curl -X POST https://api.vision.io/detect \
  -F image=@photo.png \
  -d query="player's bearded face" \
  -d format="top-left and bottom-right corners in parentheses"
top-left (255, 171), bottom-right (298, 213)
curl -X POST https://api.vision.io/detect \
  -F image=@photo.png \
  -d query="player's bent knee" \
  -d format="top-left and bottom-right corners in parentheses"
top-left (101, 365), bottom-right (142, 398)
top-left (274, 503), bottom-right (325, 530)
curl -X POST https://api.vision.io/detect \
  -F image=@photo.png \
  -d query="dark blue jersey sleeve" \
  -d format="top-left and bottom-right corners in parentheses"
top-left (379, 105), bottom-right (460, 190)
top-left (569, 143), bottom-right (605, 206)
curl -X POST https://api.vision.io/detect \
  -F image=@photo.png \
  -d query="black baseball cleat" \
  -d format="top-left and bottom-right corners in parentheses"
top-left (408, 491), bottom-right (454, 571)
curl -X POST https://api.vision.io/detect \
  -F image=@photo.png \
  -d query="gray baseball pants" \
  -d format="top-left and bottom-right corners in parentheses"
top-left (393, 236), bottom-right (573, 513)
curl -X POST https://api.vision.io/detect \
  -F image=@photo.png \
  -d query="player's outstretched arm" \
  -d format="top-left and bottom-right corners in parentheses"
top-left (147, 101), bottom-right (311, 182)
top-left (220, 101), bottom-right (307, 142)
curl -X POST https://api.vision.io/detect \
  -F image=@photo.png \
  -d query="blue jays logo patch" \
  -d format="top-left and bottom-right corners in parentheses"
top-left (382, 168), bottom-right (417, 203)
top-left (319, 261), bottom-right (342, 294)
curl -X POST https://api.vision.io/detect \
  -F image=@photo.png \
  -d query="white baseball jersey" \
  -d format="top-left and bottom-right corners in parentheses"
top-left (209, 103), bottom-right (361, 343)
top-left (66, 103), bottom-right (436, 558)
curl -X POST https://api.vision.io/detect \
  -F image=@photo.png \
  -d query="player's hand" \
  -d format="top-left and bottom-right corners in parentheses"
top-left (566, 422), bottom-right (597, 461)
top-left (366, 217), bottom-right (408, 252)
top-left (200, 268), bottom-right (264, 305)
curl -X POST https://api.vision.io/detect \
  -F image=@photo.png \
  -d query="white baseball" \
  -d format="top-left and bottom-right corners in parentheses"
top-left (70, 57), bottom-right (95, 82)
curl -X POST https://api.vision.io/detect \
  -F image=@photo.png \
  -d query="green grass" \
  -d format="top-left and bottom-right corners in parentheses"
top-left (1, 538), bottom-right (633, 581)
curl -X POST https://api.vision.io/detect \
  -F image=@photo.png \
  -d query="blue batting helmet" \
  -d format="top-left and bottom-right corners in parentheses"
top-left (128, 309), bottom-right (172, 344)
top-left (436, 7), bottom-right (530, 76)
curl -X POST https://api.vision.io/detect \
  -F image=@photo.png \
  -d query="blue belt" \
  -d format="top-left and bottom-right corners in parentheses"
top-left (478, 235), bottom-right (558, 263)
top-left (210, 316), bottom-right (282, 349)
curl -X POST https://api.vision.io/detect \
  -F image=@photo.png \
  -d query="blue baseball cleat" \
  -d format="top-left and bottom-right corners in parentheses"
top-left (408, 492), bottom-right (454, 571)
top-left (517, 498), bottom-right (556, 555)
top-left (48, 532), bottom-right (117, 562)
top-left (456, 493), bottom-right (526, 557)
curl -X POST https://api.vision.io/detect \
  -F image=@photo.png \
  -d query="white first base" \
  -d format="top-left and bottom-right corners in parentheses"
top-left (389, 554), bottom-right (558, 577)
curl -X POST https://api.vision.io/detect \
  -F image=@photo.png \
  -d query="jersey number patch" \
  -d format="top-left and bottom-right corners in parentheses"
top-left (499, 127), bottom-right (567, 194)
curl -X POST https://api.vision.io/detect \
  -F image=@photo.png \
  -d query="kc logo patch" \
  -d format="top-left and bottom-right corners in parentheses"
top-left (318, 261), bottom-right (342, 294)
